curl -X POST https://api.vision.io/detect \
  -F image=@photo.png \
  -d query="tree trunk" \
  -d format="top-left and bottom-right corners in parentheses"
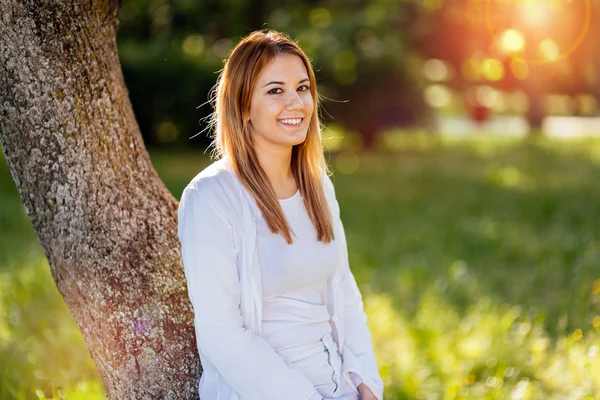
top-left (0, 1), bottom-right (201, 398)
top-left (523, 69), bottom-right (546, 136)
top-left (525, 87), bottom-right (545, 135)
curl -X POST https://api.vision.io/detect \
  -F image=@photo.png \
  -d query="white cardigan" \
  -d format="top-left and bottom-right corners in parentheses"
top-left (177, 156), bottom-right (384, 400)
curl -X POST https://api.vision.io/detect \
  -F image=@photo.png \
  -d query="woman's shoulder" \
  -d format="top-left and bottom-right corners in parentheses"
top-left (320, 167), bottom-right (336, 198)
top-left (185, 157), bottom-right (234, 192)
top-left (179, 158), bottom-right (241, 220)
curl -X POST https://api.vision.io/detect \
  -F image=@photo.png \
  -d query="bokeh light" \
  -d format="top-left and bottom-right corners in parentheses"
top-left (510, 57), bottom-right (529, 80)
top-left (500, 29), bottom-right (525, 54)
top-left (155, 121), bottom-right (179, 143)
top-left (424, 84), bottom-right (452, 108)
top-left (182, 35), bottom-right (205, 57)
top-left (481, 58), bottom-right (504, 81)
top-left (423, 59), bottom-right (451, 82)
top-left (539, 39), bottom-right (560, 62)
top-left (309, 8), bottom-right (332, 28)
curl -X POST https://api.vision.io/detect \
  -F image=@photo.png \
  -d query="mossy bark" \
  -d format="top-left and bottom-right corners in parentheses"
top-left (0, 1), bottom-right (201, 398)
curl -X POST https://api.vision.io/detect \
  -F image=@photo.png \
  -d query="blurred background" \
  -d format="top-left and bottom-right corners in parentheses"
top-left (2, 0), bottom-right (600, 398)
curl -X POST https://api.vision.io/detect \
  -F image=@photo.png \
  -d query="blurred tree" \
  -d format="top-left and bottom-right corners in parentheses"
top-left (275, 0), bottom-right (434, 149)
top-left (0, 0), bottom-right (200, 397)
top-left (116, 0), bottom-right (432, 150)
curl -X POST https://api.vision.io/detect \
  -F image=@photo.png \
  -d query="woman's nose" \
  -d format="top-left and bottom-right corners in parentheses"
top-left (286, 92), bottom-right (304, 110)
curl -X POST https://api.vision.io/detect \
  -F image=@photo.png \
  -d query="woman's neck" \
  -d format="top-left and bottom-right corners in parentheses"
top-left (254, 145), bottom-right (296, 198)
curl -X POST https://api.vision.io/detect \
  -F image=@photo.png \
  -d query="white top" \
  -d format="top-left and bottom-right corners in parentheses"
top-left (259, 189), bottom-right (337, 352)
top-left (177, 156), bottom-right (385, 400)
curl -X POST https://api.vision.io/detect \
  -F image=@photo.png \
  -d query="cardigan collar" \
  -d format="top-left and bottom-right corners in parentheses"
top-left (222, 155), bottom-right (323, 220)
top-left (221, 155), bottom-right (263, 219)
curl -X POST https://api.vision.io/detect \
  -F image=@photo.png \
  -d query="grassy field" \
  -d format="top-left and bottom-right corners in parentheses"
top-left (1, 137), bottom-right (599, 399)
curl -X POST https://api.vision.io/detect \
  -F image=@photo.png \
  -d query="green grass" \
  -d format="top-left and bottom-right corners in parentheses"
top-left (1, 137), bottom-right (599, 399)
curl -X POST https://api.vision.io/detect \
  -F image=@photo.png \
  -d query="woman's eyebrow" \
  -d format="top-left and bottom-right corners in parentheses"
top-left (263, 78), bottom-right (310, 87)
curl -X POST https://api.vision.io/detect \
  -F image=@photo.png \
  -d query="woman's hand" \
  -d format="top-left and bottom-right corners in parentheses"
top-left (357, 383), bottom-right (378, 400)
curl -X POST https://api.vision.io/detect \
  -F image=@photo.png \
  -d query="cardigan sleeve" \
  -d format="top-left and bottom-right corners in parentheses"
top-left (323, 173), bottom-right (385, 400)
top-left (177, 183), bottom-right (323, 400)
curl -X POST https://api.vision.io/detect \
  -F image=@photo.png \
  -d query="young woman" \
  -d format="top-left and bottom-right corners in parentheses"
top-left (177, 30), bottom-right (384, 400)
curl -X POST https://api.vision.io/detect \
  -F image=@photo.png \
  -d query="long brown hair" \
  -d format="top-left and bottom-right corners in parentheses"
top-left (208, 29), bottom-right (334, 244)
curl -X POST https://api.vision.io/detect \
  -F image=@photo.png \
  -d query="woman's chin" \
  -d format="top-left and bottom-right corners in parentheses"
top-left (279, 130), bottom-right (307, 146)
top-left (291, 133), bottom-right (308, 146)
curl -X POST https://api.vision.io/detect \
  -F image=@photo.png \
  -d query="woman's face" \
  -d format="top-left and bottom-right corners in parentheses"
top-left (247, 53), bottom-right (314, 152)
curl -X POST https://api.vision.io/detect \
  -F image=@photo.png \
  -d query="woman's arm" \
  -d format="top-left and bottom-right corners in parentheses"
top-left (178, 183), bottom-right (322, 400)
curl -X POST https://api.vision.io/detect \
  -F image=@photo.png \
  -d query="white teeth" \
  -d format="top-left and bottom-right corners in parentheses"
top-left (279, 118), bottom-right (302, 125)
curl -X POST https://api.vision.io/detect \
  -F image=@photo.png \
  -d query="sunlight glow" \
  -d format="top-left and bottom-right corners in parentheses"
top-left (500, 29), bottom-right (525, 54)
top-left (520, 3), bottom-right (553, 26)
top-left (486, 0), bottom-right (591, 64)
top-left (539, 39), bottom-right (560, 61)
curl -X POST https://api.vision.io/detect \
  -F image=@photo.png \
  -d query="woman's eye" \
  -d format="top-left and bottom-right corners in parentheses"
top-left (268, 86), bottom-right (309, 94)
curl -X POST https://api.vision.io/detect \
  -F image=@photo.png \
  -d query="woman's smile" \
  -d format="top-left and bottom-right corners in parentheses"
top-left (278, 117), bottom-right (304, 128)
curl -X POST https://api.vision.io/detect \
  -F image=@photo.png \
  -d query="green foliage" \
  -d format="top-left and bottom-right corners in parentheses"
top-left (1, 138), bottom-right (600, 398)
top-left (0, 239), bottom-right (101, 398)
top-left (328, 137), bottom-right (600, 398)
top-left (115, 0), bottom-right (430, 149)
